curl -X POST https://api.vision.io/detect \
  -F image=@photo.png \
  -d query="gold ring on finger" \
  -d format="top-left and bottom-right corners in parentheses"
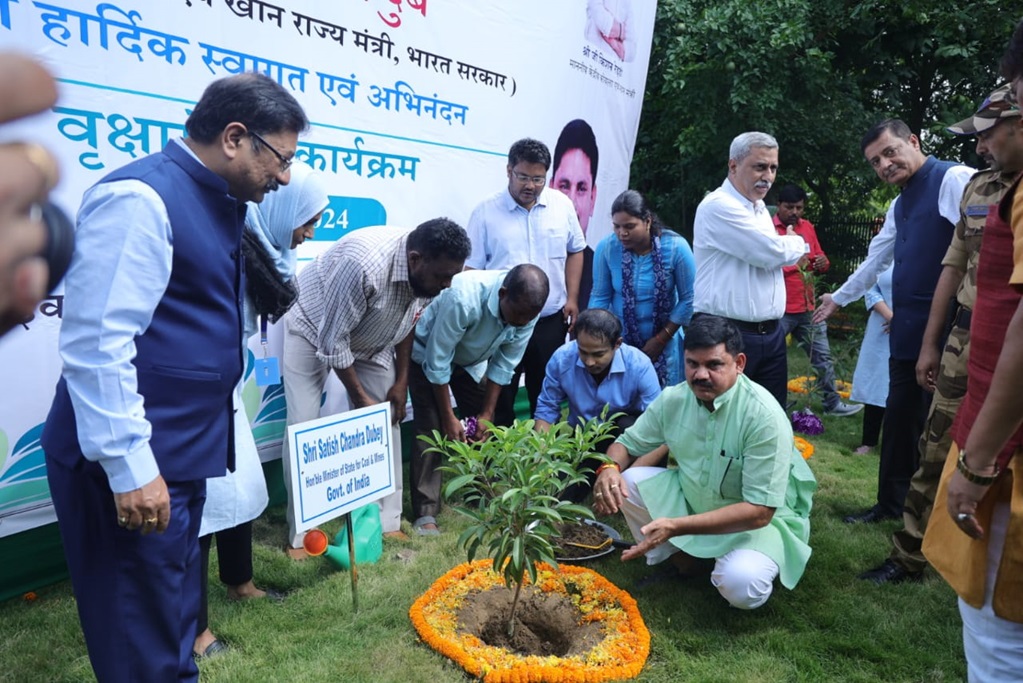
top-left (144, 517), bottom-right (157, 525)
top-left (12, 142), bottom-right (59, 192)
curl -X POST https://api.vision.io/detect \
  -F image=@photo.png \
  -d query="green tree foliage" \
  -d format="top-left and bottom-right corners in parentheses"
top-left (633, 0), bottom-right (1014, 230)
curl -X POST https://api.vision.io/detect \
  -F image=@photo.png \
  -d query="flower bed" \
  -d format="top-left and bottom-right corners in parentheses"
top-left (787, 375), bottom-right (852, 399)
top-left (410, 560), bottom-right (650, 682)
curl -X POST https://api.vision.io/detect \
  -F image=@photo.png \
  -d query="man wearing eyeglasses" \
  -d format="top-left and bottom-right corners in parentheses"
top-left (465, 137), bottom-right (586, 424)
top-left (40, 73), bottom-right (308, 683)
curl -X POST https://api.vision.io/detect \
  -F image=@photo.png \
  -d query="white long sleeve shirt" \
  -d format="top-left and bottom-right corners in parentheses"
top-left (693, 179), bottom-right (807, 322)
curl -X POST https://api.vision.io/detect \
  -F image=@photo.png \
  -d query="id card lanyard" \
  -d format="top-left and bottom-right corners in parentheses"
top-left (253, 316), bottom-right (282, 386)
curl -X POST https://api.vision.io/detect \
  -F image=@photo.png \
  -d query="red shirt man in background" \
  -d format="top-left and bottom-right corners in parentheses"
top-left (773, 184), bottom-right (862, 416)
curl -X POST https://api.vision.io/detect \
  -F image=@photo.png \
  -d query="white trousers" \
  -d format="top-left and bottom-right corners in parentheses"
top-left (959, 501), bottom-right (1023, 682)
top-left (281, 325), bottom-right (404, 544)
top-left (621, 466), bottom-right (779, 610)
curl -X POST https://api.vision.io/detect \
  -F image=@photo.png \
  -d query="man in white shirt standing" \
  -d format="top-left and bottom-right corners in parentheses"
top-left (692, 131), bottom-right (808, 407)
top-left (814, 119), bottom-right (973, 524)
top-left (465, 138), bottom-right (587, 424)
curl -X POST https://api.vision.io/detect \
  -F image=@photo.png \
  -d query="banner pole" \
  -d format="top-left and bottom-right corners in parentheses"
top-left (345, 511), bottom-right (359, 612)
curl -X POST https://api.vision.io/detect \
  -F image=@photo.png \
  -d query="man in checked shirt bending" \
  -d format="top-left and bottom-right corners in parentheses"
top-left (280, 218), bottom-right (471, 556)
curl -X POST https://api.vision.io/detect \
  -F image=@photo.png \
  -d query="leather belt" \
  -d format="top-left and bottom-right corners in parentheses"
top-left (725, 317), bottom-right (779, 335)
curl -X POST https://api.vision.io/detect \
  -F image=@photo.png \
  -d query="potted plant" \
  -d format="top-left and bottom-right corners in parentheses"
top-left (410, 413), bottom-right (650, 683)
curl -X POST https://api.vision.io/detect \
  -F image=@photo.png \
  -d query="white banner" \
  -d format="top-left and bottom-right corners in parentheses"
top-left (0, 0), bottom-right (657, 536)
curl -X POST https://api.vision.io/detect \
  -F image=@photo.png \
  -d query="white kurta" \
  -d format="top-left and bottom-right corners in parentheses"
top-left (199, 383), bottom-right (268, 537)
top-left (850, 265), bottom-right (894, 408)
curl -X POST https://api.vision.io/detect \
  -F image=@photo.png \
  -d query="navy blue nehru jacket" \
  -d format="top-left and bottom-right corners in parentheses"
top-left (888, 155), bottom-right (956, 362)
top-left (42, 142), bottom-right (247, 482)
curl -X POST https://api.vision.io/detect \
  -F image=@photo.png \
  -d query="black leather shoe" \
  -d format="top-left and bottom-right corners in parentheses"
top-left (843, 506), bottom-right (899, 524)
top-left (858, 559), bottom-right (923, 585)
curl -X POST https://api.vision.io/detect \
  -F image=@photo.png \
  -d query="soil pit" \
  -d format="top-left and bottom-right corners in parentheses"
top-left (456, 584), bottom-right (602, 657)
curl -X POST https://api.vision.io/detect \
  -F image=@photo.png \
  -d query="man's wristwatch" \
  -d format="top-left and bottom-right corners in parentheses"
top-left (956, 449), bottom-right (1001, 486)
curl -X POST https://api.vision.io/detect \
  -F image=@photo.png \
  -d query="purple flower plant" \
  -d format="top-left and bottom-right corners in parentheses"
top-left (791, 408), bottom-right (825, 436)
top-left (461, 416), bottom-right (479, 440)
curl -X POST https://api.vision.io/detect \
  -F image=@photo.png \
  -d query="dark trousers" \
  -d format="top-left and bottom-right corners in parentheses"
top-left (876, 359), bottom-right (931, 516)
top-left (891, 322), bottom-right (970, 572)
top-left (197, 521), bottom-right (254, 633)
top-left (738, 324), bottom-right (788, 408)
top-left (47, 457), bottom-right (204, 683)
top-left (409, 361), bottom-right (487, 519)
top-left (861, 405), bottom-right (885, 447)
top-left (496, 311), bottom-right (568, 424)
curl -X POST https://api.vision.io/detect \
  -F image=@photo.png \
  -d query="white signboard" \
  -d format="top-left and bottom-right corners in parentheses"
top-left (286, 402), bottom-right (394, 532)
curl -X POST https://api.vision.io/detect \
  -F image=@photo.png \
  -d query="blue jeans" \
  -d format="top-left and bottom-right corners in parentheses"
top-left (780, 312), bottom-right (841, 410)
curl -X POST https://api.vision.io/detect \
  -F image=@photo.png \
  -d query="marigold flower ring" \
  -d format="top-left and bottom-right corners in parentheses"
top-left (410, 560), bottom-right (650, 682)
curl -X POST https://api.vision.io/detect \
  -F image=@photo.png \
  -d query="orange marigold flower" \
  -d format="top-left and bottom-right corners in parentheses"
top-left (794, 436), bottom-right (815, 460)
top-left (410, 560), bottom-right (649, 682)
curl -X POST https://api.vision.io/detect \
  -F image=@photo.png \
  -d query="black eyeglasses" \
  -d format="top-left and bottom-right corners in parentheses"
top-left (249, 130), bottom-right (293, 173)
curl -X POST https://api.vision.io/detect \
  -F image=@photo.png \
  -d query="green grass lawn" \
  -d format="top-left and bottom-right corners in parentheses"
top-left (0, 344), bottom-right (965, 683)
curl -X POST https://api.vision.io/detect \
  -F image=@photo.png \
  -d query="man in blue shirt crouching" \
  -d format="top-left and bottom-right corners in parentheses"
top-left (534, 308), bottom-right (662, 501)
top-left (409, 264), bottom-right (549, 534)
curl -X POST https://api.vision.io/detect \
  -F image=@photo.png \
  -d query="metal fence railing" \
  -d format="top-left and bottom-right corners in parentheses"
top-left (814, 215), bottom-right (880, 286)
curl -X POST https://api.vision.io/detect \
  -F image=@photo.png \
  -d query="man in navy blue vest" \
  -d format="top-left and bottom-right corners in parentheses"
top-left (40, 73), bottom-right (308, 683)
top-left (815, 119), bottom-right (973, 524)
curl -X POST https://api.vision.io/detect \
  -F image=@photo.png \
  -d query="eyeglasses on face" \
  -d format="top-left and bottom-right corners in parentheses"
top-left (249, 130), bottom-right (293, 173)
top-left (511, 170), bottom-right (547, 186)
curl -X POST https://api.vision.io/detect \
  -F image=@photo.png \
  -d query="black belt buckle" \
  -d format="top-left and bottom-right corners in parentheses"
top-left (731, 317), bottom-right (776, 335)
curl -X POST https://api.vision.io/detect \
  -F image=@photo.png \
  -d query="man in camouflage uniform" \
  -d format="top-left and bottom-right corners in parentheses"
top-left (859, 84), bottom-right (1022, 584)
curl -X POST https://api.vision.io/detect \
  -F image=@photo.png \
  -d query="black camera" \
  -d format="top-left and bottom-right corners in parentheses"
top-left (36, 200), bottom-right (74, 293)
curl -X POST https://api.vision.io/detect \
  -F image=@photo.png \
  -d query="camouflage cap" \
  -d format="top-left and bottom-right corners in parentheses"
top-left (948, 84), bottom-right (1021, 135)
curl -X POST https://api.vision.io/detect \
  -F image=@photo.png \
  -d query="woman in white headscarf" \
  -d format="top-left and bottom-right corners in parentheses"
top-left (194, 161), bottom-right (329, 659)
top-left (241, 160), bottom-right (332, 337)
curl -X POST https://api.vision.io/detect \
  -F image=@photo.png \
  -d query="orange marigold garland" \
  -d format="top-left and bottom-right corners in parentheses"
top-left (787, 376), bottom-right (852, 399)
top-left (794, 436), bottom-right (815, 460)
top-left (410, 560), bottom-right (650, 682)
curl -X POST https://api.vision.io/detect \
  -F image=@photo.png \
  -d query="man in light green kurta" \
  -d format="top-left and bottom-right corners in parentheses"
top-left (593, 314), bottom-right (816, 609)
